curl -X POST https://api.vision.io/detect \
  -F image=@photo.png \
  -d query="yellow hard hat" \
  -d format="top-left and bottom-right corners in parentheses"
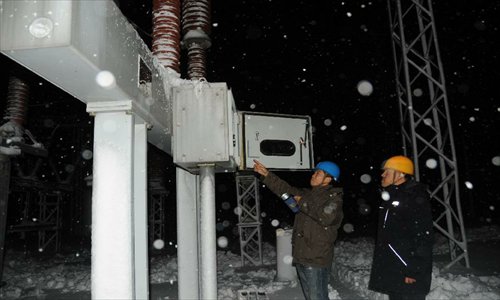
top-left (382, 155), bottom-right (414, 175)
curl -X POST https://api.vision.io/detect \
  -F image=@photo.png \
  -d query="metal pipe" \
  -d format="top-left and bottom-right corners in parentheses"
top-left (199, 164), bottom-right (217, 299)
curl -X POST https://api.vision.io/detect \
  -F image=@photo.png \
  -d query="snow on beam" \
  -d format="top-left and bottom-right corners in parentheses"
top-left (0, 0), bottom-right (173, 154)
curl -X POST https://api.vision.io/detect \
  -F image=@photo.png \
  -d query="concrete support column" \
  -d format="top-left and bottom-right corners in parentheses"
top-left (91, 111), bottom-right (135, 299)
top-left (133, 121), bottom-right (149, 299)
top-left (176, 167), bottom-right (200, 299)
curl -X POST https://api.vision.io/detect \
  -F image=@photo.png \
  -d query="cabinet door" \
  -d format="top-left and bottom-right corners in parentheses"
top-left (241, 112), bottom-right (313, 170)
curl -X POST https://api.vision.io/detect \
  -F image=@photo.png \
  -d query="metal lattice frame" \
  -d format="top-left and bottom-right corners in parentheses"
top-left (8, 189), bottom-right (62, 252)
top-left (37, 191), bottom-right (62, 252)
top-left (235, 174), bottom-right (263, 266)
top-left (149, 188), bottom-right (168, 246)
top-left (388, 0), bottom-right (469, 268)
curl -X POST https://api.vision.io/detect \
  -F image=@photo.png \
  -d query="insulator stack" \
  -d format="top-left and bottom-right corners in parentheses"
top-left (186, 44), bottom-right (207, 80)
top-left (152, 0), bottom-right (181, 73)
top-left (4, 76), bottom-right (29, 126)
top-left (182, 0), bottom-right (211, 34)
top-left (182, 0), bottom-right (212, 80)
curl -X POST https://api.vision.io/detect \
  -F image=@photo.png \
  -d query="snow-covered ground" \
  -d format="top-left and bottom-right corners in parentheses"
top-left (1, 226), bottom-right (499, 299)
top-left (333, 234), bottom-right (500, 299)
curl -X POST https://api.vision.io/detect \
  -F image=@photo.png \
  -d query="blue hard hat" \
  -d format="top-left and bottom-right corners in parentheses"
top-left (315, 161), bottom-right (340, 181)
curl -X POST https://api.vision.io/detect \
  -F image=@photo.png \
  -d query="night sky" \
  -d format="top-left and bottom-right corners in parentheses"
top-left (119, 0), bottom-right (500, 227)
top-left (1, 0), bottom-right (499, 249)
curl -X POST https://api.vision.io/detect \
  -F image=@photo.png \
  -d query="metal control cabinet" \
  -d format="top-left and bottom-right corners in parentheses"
top-left (172, 82), bottom-right (239, 173)
top-left (172, 83), bottom-right (314, 173)
top-left (239, 112), bottom-right (314, 170)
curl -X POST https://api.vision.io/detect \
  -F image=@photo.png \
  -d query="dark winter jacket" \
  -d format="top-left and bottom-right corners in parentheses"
top-left (369, 179), bottom-right (433, 295)
top-left (262, 172), bottom-right (343, 268)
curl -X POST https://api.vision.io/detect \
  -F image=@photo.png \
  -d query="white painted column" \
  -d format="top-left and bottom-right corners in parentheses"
top-left (91, 111), bottom-right (134, 299)
top-left (133, 120), bottom-right (149, 300)
top-left (176, 167), bottom-right (200, 299)
top-left (199, 165), bottom-right (217, 299)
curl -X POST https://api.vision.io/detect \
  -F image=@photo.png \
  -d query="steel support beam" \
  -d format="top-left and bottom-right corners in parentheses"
top-left (388, 0), bottom-right (469, 268)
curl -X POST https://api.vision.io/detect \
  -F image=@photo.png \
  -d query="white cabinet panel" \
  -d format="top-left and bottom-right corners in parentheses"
top-left (240, 112), bottom-right (313, 170)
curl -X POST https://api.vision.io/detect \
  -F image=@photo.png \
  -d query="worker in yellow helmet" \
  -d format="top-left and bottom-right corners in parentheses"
top-left (369, 155), bottom-right (433, 300)
top-left (380, 155), bottom-right (414, 188)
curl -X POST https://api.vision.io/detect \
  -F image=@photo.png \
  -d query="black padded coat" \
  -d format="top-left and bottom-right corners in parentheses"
top-left (262, 172), bottom-right (343, 268)
top-left (369, 179), bottom-right (433, 295)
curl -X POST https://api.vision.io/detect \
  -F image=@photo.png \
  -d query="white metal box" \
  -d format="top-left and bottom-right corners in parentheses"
top-left (239, 112), bottom-right (314, 170)
top-left (172, 82), bottom-right (238, 173)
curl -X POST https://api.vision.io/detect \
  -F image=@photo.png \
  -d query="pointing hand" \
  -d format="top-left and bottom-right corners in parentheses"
top-left (253, 159), bottom-right (269, 177)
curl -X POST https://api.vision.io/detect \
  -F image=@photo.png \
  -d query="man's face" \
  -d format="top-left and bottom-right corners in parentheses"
top-left (310, 169), bottom-right (330, 187)
top-left (381, 168), bottom-right (394, 187)
top-left (381, 168), bottom-right (404, 187)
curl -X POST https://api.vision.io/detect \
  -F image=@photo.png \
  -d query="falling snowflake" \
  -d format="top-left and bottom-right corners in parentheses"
top-left (234, 207), bottom-right (242, 215)
top-left (413, 88), bottom-right (423, 97)
top-left (343, 223), bottom-right (354, 233)
top-left (381, 191), bottom-right (390, 201)
top-left (426, 158), bottom-right (438, 169)
top-left (81, 149), bottom-right (93, 160)
top-left (283, 255), bottom-right (293, 265)
top-left (356, 80), bottom-right (373, 96)
top-left (464, 181), bottom-right (473, 189)
top-left (221, 202), bottom-right (231, 210)
top-left (358, 203), bottom-right (371, 215)
top-left (95, 70), bottom-right (116, 89)
top-left (271, 219), bottom-right (280, 227)
top-left (153, 239), bottom-right (165, 250)
top-left (217, 236), bottom-right (228, 248)
top-left (360, 174), bottom-right (371, 184)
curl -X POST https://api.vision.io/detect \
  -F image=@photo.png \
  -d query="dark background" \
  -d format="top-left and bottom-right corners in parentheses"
top-left (1, 0), bottom-right (498, 252)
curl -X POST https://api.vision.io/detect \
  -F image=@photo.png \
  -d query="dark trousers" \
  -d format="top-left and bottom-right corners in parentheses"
top-left (388, 293), bottom-right (427, 300)
top-left (295, 264), bottom-right (330, 300)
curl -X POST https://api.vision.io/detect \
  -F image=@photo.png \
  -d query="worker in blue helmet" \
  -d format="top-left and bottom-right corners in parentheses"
top-left (315, 161), bottom-right (340, 182)
top-left (253, 159), bottom-right (343, 300)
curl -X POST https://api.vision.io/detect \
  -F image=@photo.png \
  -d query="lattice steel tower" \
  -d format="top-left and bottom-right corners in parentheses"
top-left (235, 173), bottom-right (263, 266)
top-left (388, 0), bottom-right (469, 268)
